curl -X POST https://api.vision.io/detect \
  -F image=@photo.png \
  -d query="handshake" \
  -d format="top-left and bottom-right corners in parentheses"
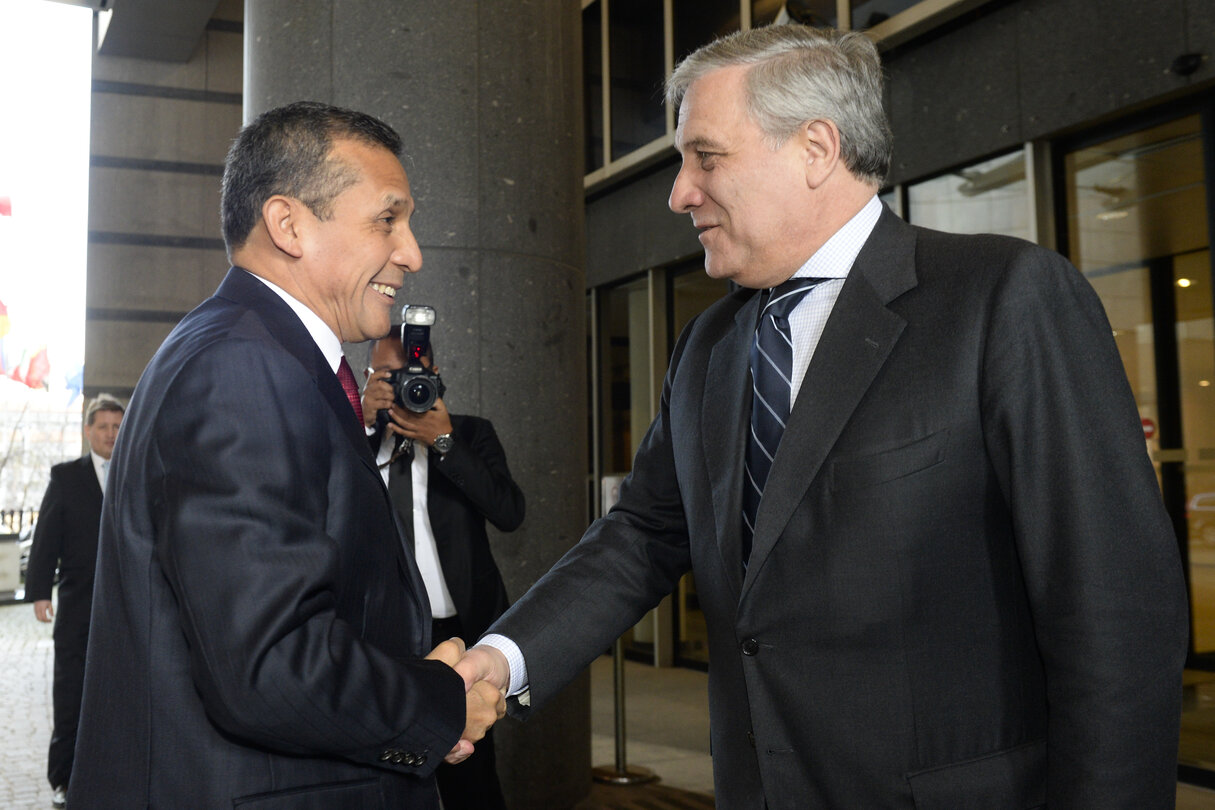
top-left (425, 638), bottom-right (513, 764)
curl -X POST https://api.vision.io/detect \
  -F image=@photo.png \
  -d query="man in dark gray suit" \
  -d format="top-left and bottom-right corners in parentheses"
top-left (68, 101), bottom-right (503, 809)
top-left (458, 24), bottom-right (1188, 809)
top-left (26, 393), bottom-right (123, 807)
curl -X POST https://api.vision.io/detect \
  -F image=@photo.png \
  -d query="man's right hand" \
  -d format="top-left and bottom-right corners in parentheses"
top-left (426, 638), bottom-right (507, 764)
top-left (33, 600), bottom-right (53, 623)
top-left (448, 680), bottom-right (506, 764)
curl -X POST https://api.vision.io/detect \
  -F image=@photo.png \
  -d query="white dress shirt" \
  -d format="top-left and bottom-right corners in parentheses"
top-left (376, 438), bottom-right (458, 619)
top-left (784, 194), bottom-right (883, 406)
top-left (91, 451), bottom-right (109, 494)
top-left (250, 272), bottom-right (343, 375)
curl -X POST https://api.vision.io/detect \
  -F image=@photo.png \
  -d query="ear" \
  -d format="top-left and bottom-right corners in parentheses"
top-left (262, 195), bottom-right (304, 259)
top-left (802, 119), bottom-right (842, 189)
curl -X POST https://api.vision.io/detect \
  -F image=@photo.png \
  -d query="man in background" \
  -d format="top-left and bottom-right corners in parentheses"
top-left (363, 325), bottom-right (525, 810)
top-left (459, 24), bottom-right (1188, 809)
top-left (26, 393), bottom-right (123, 808)
top-left (69, 101), bottom-right (502, 809)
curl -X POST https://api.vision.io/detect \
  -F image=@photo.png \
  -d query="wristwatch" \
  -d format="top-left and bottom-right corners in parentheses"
top-left (432, 432), bottom-right (454, 456)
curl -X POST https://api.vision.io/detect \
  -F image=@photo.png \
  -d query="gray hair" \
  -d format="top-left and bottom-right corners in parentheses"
top-left (666, 25), bottom-right (892, 186)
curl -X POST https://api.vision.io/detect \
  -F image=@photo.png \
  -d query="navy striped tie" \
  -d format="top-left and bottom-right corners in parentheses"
top-left (742, 277), bottom-right (825, 567)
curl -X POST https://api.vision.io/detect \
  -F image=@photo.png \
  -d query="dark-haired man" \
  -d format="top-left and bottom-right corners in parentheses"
top-left (69, 102), bottom-right (503, 809)
top-left (26, 393), bottom-right (123, 808)
top-left (363, 328), bottom-right (524, 810)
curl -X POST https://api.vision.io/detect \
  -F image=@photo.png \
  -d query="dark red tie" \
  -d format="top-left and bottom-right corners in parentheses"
top-left (337, 356), bottom-right (365, 427)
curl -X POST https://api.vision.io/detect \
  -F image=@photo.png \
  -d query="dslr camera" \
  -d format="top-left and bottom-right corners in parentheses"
top-left (387, 305), bottom-right (446, 413)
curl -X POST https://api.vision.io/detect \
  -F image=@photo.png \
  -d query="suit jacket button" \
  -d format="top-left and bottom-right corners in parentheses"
top-left (740, 638), bottom-right (759, 656)
top-left (380, 750), bottom-right (392, 761)
top-left (392, 752), bottom-right (405, 764)
top-left (747, 731), bottom-right (756, 748)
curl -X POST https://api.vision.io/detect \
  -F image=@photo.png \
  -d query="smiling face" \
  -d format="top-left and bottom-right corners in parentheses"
top-left (669, 65), bottom-right (817, 290)
top-left (293, 138), bottom-right (422, 343)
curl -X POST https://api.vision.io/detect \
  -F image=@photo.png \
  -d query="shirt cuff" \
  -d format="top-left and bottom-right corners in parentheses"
top-left (477, 633), bottom-right (528, 698)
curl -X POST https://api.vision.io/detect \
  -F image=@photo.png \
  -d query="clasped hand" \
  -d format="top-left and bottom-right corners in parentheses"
top-left (425, 638), bottom-right (510, 764)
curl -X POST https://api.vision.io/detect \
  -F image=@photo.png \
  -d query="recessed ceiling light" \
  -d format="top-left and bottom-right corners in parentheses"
top-left (1177, 278), bottom-right (1193, 288)
top-left (1097, 209), bottom-right (1130, 221)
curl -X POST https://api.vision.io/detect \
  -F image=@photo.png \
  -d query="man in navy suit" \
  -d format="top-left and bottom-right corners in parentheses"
top-left (68, 101), bottom-right (503, 809)
top-left (26, 393), bottom-right (123, 807)
top-left (362, 327), bottom-right (525, 810)
top-left (458, 25), bottom-right (1188, 809)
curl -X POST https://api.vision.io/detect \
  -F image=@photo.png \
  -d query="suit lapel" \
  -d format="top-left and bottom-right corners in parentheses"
top-left (215, 268), bottom-right (376, 470)
top-left (78, 455), bottom-right (103, 509)
top-left (743, 209), bottom-right (918, 595)
top-left (703, 292), bottom-right (761, 601)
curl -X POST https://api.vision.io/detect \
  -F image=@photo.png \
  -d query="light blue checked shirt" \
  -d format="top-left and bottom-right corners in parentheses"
top-left (783, 193), bottom-right (882, 408)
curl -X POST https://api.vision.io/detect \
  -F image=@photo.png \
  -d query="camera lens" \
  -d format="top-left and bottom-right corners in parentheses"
top-left (407, 382), bottom-right (429, 405)
top-left (406, 379), bottom-right (436, 412)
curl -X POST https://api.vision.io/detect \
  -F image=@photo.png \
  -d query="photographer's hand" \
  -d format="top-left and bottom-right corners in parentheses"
top-left (360, 368), bottom-right (399, 430)
top-left (395, 398), bottom-right (454, 449)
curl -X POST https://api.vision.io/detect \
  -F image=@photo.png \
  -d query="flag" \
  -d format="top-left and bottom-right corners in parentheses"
top-left (24, 346), bottom-right (50, 389)
top-left (9, 350), bottom-right (26, 382)
top-left (0, 299), bottom-right (8, 374)
top-left (0, 196), bottom-right (11, 217)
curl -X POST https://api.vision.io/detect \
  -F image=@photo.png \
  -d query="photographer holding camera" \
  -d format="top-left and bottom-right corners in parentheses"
top-left (362, 310), bottom-right (525, 810)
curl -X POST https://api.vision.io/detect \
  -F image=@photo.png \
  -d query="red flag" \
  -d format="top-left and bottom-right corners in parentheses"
top-left (0, 196), bottom-right (11, 216)
top-left (24, 347), bottom-right (50, 389)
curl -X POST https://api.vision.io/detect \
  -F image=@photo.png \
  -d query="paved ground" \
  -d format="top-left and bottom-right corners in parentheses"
top-left (0, 597), bottom-right (55, 809)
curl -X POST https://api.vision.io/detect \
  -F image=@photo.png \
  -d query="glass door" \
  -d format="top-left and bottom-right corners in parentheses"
top-left (668, 263), bottom-right (732, 667)
top-left (1062, 111), bottom-right (1215, 774)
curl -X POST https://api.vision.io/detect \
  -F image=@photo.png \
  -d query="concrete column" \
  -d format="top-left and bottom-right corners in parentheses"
top-left (245, 2), bottom-right (589, 806)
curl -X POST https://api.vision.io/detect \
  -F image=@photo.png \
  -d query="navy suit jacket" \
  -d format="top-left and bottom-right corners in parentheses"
top-left (26, 455), bottom-right (102, 642)
top-left (69, 268), bottom-right (464, 809)
top-left (491, 208), bottom-right (1188, 808)
top-left (380, 414), bottom-right (524, 642)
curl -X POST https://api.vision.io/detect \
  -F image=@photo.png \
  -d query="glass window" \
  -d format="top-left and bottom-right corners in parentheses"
top-left (751, 0), bottom-right (785, 28)
top-left (673, 0), bottom-right (739, 65)
top-left (583, 2), bottom-right (604, 173)
top-left (851, 0), bottom-right (920, 30)
top-left (597, 276), bottom-right (652, 473)
top-left (782, 0), bottom-right (838, 28)
top-left (1065, 116), bottom-right (1214, 657)
top-left (879, 188), bottom-right (901, 219)
top-left (907, 150), bottom-right (1029, 239)
top-left (668, 262), bottom-right (731, 667)
top-left (608, 0), bottom-right (666, 162)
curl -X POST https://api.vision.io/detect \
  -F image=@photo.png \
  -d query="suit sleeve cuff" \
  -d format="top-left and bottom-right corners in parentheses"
top-left (477, 633), bottom-right (529, 698)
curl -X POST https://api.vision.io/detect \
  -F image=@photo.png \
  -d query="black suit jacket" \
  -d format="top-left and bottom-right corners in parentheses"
top-left (68, 268), bottom-right (464, 809)
top-left (25, 455), bottom-right (102, 640)
top-left (491, 208), bottom-right (1188, 808)
top-left (380, 414), bottom-right (524, 642)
